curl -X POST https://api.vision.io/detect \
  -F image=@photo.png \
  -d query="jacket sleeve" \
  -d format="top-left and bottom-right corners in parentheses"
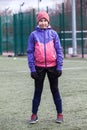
top-left (54, 32), bottom-right (64, 70)
top-left (27, 33), bottom-right (36, 72)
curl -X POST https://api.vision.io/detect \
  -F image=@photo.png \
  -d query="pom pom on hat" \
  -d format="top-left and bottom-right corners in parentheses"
top-left (37, 11), bottom-right (50, 23)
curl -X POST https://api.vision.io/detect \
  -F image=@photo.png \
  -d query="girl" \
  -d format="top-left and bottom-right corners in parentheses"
top-left (27, 11), bottom-right (63, 124)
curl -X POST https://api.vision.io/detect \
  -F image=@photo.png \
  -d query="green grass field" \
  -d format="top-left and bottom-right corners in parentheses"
top-left (0, 56), bottom-right (87, 130)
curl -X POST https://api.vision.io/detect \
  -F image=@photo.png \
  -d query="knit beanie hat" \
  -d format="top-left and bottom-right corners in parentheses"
top-left (37, 11), bottom-right (50, 23)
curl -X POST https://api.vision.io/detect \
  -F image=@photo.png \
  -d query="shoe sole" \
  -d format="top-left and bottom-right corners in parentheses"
top-left (29, 119), bottom-right (38, 124)
top-left (55, 119), bottom-right (63, 123)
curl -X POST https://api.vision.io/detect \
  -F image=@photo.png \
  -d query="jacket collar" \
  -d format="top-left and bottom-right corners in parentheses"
top-left (35, 25), bottom-right (51, 31)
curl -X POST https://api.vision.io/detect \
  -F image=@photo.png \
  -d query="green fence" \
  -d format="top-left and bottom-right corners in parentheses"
top-left (13, 10), bottom-right (36, 56)
top-left (0, 2), bottom-right (87, 58)
top-left (1, 9), bottom-right (36, 56)
top-left (0, 16), bottom-right (2, 54)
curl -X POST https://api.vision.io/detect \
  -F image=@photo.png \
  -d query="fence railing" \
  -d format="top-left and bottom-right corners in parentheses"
top-left (60, 30), bottom-right (87, 57)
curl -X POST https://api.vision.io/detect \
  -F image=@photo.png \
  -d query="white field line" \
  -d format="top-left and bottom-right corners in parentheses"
top-left (63, 67), bottom-right (87, 70)
top-left (0, 67), bottom-right (87, 74)
top-left (0, 70), bottom-right (28, 73)
top-left (17, 70), bottom-right (28, 73)
top-left (7, 67), bottom-right (87, 73)
top-left (64, 60), bottom-right (87, 63)
top-left (18, 66), bottom-right (87, 73)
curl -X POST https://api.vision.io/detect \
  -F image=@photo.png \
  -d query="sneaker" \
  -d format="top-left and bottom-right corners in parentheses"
top-left (56, 113), bottom-right (63, 123)
top-left (29, 114), bottom-right (38, 124)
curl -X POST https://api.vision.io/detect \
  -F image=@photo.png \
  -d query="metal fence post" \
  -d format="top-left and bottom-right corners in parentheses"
top-left (13, 14), bottom-right (18, 56)
top-left (5, 14), bottom-right (9, 52)
top-left (0, 16), bottom-right (2, 55)
top-left (32, 9), bottom-right (36, 30)
top-left (80, 0), bottom-right (84, 58)
top-left (72, 0), bottom-right (77, 56)
top-left (59, 13), bottom-right (62, 43)
top-left (19, 12), bottom-right (24, 55)
top-left (62, 3), bottom-right (66, 58)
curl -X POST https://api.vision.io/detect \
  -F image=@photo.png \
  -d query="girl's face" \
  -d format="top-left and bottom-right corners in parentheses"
top-left (38, 18), bottom-right (49, 29)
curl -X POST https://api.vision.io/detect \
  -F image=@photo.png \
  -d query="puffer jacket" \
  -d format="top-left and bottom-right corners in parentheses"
top-left (27, 26), bottom-right (63, 72)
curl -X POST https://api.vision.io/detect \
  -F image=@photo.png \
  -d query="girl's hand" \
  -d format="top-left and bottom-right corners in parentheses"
top-left (31, 72), bottom-right (39, 80)
top-left (55, 70), bottom-right (62, 78)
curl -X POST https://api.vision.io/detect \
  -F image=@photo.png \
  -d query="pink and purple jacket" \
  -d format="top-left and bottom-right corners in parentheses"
top-left (27, 26), bottom-right (63, 72)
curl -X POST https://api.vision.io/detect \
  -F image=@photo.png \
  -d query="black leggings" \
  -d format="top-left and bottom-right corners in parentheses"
top-left (32, 66), bottom-right (62, 114)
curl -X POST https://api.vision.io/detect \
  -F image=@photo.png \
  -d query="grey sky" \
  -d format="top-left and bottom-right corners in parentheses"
top-left (0, 0), bottom-right (63, 13)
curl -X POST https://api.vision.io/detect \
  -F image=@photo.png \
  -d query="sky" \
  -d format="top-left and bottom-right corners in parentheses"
top-left (0, 0), bottom-right (63, 13)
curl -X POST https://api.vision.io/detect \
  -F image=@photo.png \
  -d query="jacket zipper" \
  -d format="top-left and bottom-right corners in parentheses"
top-left (44, 30), bottom-right (47, 67)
